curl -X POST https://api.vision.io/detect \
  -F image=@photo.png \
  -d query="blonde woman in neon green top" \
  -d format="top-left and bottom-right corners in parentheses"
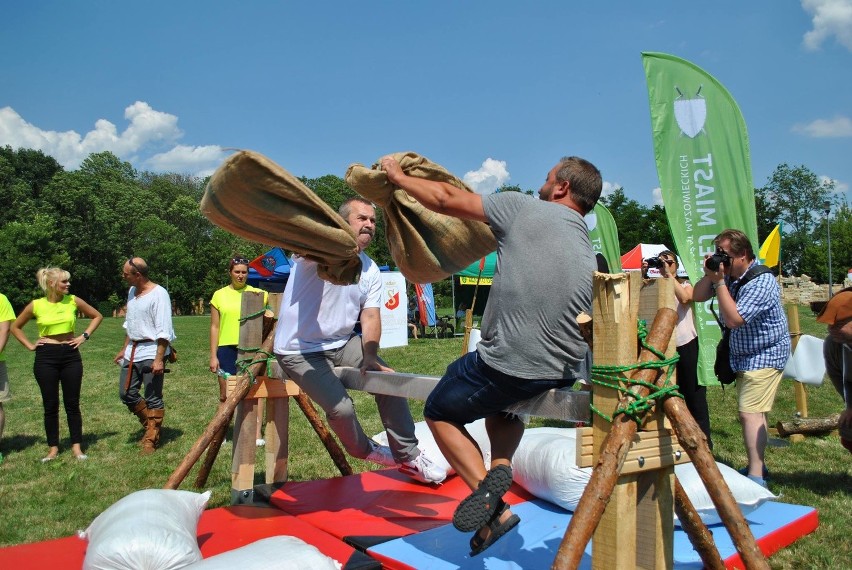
top-left (209, 256), bottom-right (268, 400)
top-left (11, 267), bottom-right (102, 462)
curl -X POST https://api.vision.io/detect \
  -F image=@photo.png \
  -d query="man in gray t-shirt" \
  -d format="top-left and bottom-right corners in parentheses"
top-left (381, 154), bottom-right (602, 556)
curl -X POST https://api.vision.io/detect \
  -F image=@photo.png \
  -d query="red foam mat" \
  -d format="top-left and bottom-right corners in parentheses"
top-left (0, 505), bottom-right (373, 570)
top-left (269, 468), bottom-right (535, 540)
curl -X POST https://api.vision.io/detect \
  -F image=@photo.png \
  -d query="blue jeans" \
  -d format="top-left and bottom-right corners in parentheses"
top-left (424, 351), bottom-right (575, 424)
top-left (217, 345), bottom-right (239, 375)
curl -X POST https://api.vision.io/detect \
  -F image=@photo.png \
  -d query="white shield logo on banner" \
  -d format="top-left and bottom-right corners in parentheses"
top-left (584, 211), bottom-right (598, 232)
top-left (674, 86), bottom-right (706, 138)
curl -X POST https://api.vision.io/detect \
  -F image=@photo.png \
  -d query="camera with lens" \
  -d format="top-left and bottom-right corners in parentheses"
top-left (644, 257), bottom-right (665, 269)
top-left (705, 250), bottom-right (731, 271)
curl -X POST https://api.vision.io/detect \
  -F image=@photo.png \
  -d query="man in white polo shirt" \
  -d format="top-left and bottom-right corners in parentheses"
top-left (274, 197), bottom-right (445, 484)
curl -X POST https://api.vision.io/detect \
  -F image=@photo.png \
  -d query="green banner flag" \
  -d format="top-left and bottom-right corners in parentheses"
top-left (642, 52), bottom-right (758, 386)
top-left (586, 202), bottom-right (622, 272)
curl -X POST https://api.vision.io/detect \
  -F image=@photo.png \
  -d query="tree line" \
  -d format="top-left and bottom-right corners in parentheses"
top-left (1, 146), bottom-right (849, 315)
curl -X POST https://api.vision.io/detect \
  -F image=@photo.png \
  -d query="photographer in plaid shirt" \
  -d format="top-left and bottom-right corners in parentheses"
top-left (693, 229), bottom-right (790, 487)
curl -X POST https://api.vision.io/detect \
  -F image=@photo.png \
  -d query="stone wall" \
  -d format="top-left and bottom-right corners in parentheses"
top-left (780, 274), bottom-right (852, 306)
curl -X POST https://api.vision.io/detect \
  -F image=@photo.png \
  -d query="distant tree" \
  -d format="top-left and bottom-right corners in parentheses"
top-left (756, 164), bottom-right (836, 276)
top-left (496, 184), bottom-right (534, 196)
top-left (600, 188), bottom-right (671, 253)
top-left (0, 214), bottom-right (69, 309)
top-left (801, 203), bottom-right (852, 285)
top-left (0, 146), bottom-right (63, 224)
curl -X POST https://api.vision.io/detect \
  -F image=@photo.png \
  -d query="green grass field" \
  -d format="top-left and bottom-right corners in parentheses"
top-left (0, 311), bottom-right (850, 568)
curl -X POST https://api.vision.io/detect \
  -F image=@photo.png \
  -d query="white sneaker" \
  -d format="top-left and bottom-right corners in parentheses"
top-left (399, 449), bottom-right (448, 484)
top-left (365, 440), bottom-right (396, 467)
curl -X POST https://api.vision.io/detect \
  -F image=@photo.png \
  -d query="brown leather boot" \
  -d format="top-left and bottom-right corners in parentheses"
top-left (130, 400), bottom-right (148, 428)
top-left (141, 408), bottom-right (164, 455)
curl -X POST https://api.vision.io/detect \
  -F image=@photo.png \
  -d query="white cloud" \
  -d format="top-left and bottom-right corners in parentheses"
top-left (146, 145), bottom-right (227, 178)
top-left (463, 158), bottom-right (510, 195)
top-left (792, 115), bottom-right (852, 137)
top-left (801, 0), bottom-right (852, 51)
top-left (652, 187), bottom-right (664, 205)
top-left (820, 174), bottom-right (850, 193)
top-left (0, 102), bottom-right (223, 176)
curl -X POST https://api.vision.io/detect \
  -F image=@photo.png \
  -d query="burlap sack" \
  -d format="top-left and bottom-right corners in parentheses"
top-left (345, 152), bottom-right (497, 283)
top-left (201, 150), bottom-right (362, 285)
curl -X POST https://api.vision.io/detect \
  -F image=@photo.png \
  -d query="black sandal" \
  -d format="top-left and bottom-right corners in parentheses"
top-left (469, 501), bottom-right (521, 556)
top-left (452, 464), bottom-right (513, 532)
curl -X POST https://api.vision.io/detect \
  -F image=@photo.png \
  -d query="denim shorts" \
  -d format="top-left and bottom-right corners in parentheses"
top-left (424, 351), bottom-right (575, 424)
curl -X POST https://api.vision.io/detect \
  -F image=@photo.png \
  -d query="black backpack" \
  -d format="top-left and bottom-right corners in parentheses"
top-left (710, 265), bottom-right (774, 384)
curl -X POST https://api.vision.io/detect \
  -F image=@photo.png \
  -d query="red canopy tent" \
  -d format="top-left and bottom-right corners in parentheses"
top-left (621, 244), bottom-right (688, 278)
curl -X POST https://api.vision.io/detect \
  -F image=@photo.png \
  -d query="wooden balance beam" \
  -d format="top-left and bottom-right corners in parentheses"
top-left (333, 367), bottom-right (591, 422)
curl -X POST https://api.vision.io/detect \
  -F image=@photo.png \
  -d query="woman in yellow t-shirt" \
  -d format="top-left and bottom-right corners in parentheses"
top-left (11, 267), bottom-right (103, 462)
top-left (209, 256), bottom-right (268, 401)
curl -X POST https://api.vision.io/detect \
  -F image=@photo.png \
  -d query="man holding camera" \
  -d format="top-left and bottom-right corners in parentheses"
top-left (693, 229), bottom-right (789, 487)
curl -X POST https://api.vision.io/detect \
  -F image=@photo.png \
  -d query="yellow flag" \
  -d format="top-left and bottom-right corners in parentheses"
top-left (759, 224), bottom-right (781, 268)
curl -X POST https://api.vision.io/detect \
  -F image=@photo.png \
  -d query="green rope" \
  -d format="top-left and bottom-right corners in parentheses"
top-left (238, 307), bottom-right (268, 323)
top-left (227, 349), bottom-right (276, 385)
top-left (589, 319), bottom-right (682, 425)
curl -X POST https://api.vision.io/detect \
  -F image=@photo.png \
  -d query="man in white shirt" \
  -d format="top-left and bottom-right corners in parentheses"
top-left (274, 197), bottom-right (445, 484)
top-left (114, 257), bottom-right (176, 454)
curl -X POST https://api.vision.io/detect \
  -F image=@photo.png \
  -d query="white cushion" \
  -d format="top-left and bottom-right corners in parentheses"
top-left (80, 489), bottom-right (210, 570)
top-left (782, 334), bottom-right (826, 385)
top-left (510, 428), bottom-right (777, 527)
top-left (184, 536), bottom-right (340, 570)
top-left (373, 418), bottom-right (492, 474)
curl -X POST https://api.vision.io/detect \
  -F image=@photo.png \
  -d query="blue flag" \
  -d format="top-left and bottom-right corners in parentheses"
top-left (249, 248), bottom-right (288, 277)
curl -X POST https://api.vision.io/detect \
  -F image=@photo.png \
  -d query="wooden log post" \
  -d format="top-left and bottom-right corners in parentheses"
top-left (658, 362), bottom-right (770, 569)
top-left (673, 478), bottom-right (725, 570)
top-left (786, 305), bottom-right (808, 442)
top-left (777, 413), bottom-right (841, 436)
top-left (164, 332), bottom-right (275, 490)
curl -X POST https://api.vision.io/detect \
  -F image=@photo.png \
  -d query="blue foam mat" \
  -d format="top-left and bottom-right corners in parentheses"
top-left (368, 499), bottom-right (816, 569)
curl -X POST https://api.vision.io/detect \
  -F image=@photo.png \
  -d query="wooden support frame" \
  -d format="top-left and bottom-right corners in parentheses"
top-left (588, 272), bottom-right (679, 570)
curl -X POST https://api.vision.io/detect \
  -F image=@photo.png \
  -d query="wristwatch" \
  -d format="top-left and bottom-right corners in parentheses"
top-left (82, 332), bottom-right (90, 340)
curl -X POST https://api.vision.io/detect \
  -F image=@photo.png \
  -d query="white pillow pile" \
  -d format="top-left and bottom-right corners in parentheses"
top-left (80, 489), bottom-right (210, 570)
top-left (373, 418), bottom-right (493, 475)
top-left (184, 536), bottom-right (341, 570)
top-left (673, 461), bottom-right (777, 526)
top-left (509, 428), bottom-right (777, 526)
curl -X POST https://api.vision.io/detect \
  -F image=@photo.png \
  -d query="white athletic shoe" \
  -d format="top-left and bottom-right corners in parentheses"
top-left (365, 439), bottom-right (396, 467)
top-left (399, 449), bottom-right (448, 484)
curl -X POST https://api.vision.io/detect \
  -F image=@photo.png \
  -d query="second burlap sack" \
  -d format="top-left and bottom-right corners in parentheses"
top-left (346, 152), bottom-right (497, 284)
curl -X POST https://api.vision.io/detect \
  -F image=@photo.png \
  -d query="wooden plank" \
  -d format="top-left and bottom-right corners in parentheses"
top-left (230, 291), bottom-right (267, 500)
top-left (264, 397), bottom-right (289, 485)
top-left (577, 428), bottom-right (689, 473)
top-left (333, 367), bottom-right (591, 422)
top-left (227, 376), bottom-right (301, 399)
top-left (231, 398), bottom-right (258, 493)
top-left (588, 273), bottom-right (675, 570)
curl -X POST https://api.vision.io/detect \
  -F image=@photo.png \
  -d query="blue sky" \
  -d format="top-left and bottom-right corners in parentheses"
top-left (1, 1), bottom-right (850, 206)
